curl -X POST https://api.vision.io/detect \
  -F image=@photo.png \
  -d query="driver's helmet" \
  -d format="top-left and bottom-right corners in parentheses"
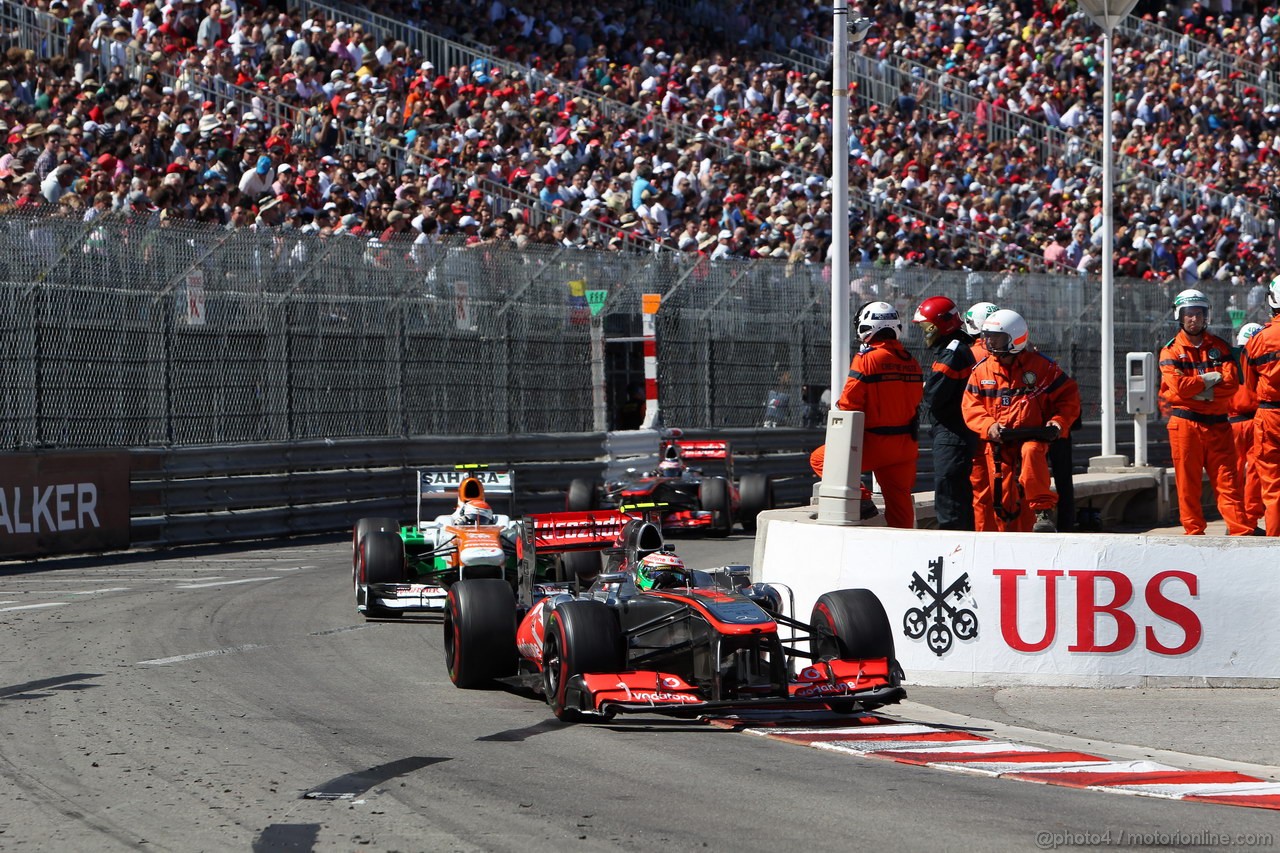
top-left (635, 551), bottom-right (688, 590)
top-left (658, 457), bottom-right (684, 477)
top-left (456, 499), bottom-right (495, 525)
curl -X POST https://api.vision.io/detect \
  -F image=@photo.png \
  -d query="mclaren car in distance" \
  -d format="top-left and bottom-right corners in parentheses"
top-left (566, 438), bottom-right (775, 536)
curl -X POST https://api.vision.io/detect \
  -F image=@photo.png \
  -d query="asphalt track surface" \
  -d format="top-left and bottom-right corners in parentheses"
top-left (1, 534), bottom-right (1276, 853)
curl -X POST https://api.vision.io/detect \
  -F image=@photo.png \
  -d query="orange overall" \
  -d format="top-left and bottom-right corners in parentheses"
top-left (1242, 316), bottom-right (1280, 536)
top-left (962, 351), bottom-right (1081, 532)
top-left (809, 339), bottom-right (923, 528)
top-left (1228, 379), bottom-right (1263, 529)
top-left (1159, 330), bottom-right (1251, 535)
top-left (968, 338), bottom-right (997, 530)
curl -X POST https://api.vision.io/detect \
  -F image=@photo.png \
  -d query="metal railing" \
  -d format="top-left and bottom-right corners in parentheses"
top-left (6, 214), bottom-right (1253, 453)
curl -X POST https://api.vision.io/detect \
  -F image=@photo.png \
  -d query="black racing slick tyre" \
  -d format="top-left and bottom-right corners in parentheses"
top-left (357, 530), bottom-right (406, 618)
top-left (699, 476), bottom-right (732, 537)
top-left (445, 579), bottom-right (518, 688)
top-left (738, 474), bottom-right (774, 534)
top-left (811, 589), bottom-right (896, 663)
top-left (567, 478), bottom-right (599, 512)
top-left (361, 531), bottom-right (405, 585)
top-left (543, 601), bottom-right (624, 722)
top-left (561, 550), bottom-right (602, 586)
top-left (353, 516), bottom-right (398, 572)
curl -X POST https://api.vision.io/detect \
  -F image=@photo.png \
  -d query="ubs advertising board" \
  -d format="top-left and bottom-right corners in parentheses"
top-left (0, 452), bottom-right (130, 559)
top-left (757, 522), bottom-right (1279, 685)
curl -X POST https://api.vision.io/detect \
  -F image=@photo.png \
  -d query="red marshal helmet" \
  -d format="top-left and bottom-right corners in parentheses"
top-left (912, 295), bottom-right (962, 346)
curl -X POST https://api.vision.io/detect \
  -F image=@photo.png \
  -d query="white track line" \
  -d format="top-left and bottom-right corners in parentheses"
top-left (136, 644), bottom-right (265, 665)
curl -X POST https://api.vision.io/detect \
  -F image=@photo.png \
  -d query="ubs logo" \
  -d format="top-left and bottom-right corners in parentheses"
top-left (905, 556), bottom-right (978, 656)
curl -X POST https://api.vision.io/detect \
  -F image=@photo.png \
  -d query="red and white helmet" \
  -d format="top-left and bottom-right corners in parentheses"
top-left (457, 499), bottom-right (495, 525)
top-left (980, 309), bottom-right (1030, 355)
top-left (636, 551), bottom-right (688, 590)
top-left (913, 296), bottom-right (962, 346)
top-left (856, 301), bottom-right (902, 343)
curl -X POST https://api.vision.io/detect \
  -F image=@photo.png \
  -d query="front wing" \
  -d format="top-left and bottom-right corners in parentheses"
top-left (363, 582), bottom-right (448, 613)
top-left (564, 658), bottom-right (904, 718)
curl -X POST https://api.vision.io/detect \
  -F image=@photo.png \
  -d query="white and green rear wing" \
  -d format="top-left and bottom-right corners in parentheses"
top-left (416, 467), bottom-right (515, 524)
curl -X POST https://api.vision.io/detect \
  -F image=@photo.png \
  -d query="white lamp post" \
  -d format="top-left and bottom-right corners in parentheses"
top-left (1078, 0), bottom-right (1138, 467)
top-left (817, 6), bottom-right (873, 525)
top-left (829, 6), bottom-right (873, 397)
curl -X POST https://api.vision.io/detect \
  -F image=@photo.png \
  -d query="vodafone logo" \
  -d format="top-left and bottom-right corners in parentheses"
top-left (661, 676), bottom-right (682, 689)
top-left (798, 666), bottom-right (824, 682)
top-left (630, 691), bottom-right (699, 705)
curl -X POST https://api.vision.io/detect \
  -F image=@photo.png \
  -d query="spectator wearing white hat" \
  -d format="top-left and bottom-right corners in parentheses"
top-left (710, 229), bottom-right (734, 261)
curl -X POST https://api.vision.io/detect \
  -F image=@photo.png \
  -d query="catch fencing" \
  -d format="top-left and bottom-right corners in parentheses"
top-left (0, 215), bottom-right (1264, 451)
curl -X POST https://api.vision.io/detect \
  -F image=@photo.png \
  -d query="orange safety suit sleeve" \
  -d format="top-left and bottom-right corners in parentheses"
top-left (962, 357), bottom-right (999, 440)
top-left (836, 340), bottom-right (924, 430)
top-left (1243, 317), bottom-right (1280, 401)
top-left (1159, 330), bottom-right (1238, 415)
top-left (962, 352), bottom-right (1078, 437)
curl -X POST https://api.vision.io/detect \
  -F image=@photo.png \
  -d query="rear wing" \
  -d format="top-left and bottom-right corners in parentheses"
top-left (526, 509), bottom-right (633, 554)
top-left (515, 509), bottom-right (664, 604)
top-left (416, 467), bottom-right (515, 523)
top-left (661, 438), bottom-right (734, 476)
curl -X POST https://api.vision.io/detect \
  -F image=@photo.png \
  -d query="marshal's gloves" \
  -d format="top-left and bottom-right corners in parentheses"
top-left (1195, 371), bottom-right (1222, 401)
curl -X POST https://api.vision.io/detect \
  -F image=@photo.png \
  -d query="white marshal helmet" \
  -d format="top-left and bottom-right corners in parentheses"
top-left (1238, 322), bottom-right (1264, 347)
top-left (856, 301), bottom-right (902, 343)
top-left (1173, 288), bottom-right (1210, 321)
top-left (963, 301), bottom-right (999, 336)
top-left (1269, 274), bottom-right (1280, 311)
top-left (980, 309), bottom-right (1030, 355)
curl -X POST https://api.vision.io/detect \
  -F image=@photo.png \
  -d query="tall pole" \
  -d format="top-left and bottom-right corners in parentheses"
top-left (1100, 26), bottom-right (1116, 457)
top-left (831, 0), bottom-right (850, 397)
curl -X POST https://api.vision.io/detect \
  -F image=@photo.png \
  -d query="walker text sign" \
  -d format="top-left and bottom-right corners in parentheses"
top-left (0, 453), bottom-right (130, 558)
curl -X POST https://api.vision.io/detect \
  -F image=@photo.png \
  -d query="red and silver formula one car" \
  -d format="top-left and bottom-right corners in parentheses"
top-left (566, 437), bottom-right (774, 537)
top-left (444, 513), bottom-right (905, 721)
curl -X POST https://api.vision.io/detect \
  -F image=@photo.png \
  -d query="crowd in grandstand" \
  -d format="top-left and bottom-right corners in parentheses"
top-left (0, 0), bottom-right (1278, 287)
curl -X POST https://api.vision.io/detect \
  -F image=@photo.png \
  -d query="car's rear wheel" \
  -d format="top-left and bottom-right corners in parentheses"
top-left (811, 589), bottom-right (894, 712)
top-left (699, 477), bottom-right (732, 537)
top-left (560, 550), bottom-right (602, 586)
top-left (358, 530), bottom-right (406, 618)
top-left (738, 474), bottom-right (774, 533)
top-left (445, 579), bottom-right (518, 688)
top-left (567, 478), bottom-right (599, 511)
top-left (543, 600), bottom-right (624, 722)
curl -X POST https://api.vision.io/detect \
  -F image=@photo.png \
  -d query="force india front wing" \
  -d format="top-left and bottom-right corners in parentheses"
top-left (564, 657), bottom-right (904, 718)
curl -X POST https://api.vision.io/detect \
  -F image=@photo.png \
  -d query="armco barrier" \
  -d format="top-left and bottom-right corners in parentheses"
top-left (4, 422), bottom-right (1170, 560)
top-left (116, 429), bottom-right (817, 553)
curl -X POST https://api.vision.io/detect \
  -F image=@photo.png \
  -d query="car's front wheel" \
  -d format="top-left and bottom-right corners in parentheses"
top-left (567, 478), bottom-right (599, 511)
top-left (699, 477), bottom-right (732, 537)
top-left (358, 530), bottom-right (405, 618)
top-left (543, 600), bottom-right (624, 721)
top-left (811, 589), bottom-right (896, 714)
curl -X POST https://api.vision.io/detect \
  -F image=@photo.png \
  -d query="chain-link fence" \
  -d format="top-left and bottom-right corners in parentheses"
top-left (1, 215), bottom-right (1268, 450)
